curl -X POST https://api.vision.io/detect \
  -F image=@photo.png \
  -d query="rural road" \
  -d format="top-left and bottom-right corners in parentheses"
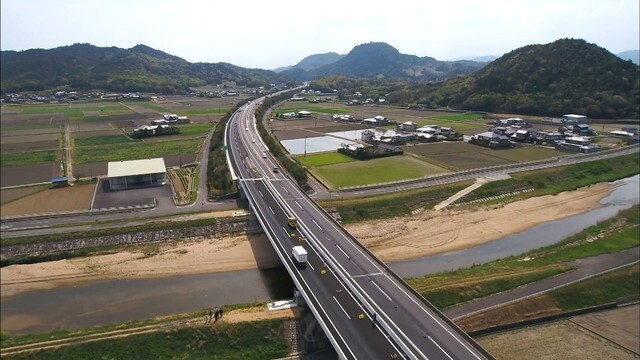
top-left (64, 123), bottom-right (74, 182)
top-left (443, 247), bottom-right (640, 320)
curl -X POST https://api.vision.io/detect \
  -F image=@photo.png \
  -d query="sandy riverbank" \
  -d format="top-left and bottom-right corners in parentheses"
top-left (0, 183), bottom-right (613, 299)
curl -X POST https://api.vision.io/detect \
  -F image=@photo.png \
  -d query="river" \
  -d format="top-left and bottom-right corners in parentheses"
top-left (1, 175), bottom-right (638, 334)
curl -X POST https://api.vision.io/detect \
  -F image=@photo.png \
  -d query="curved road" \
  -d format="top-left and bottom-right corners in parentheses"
top-left (230, 96), bottom-right (492, 359)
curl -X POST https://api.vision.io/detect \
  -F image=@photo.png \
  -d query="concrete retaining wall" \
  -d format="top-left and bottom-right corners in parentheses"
top-left (1, 218), bottom-right (263, 260)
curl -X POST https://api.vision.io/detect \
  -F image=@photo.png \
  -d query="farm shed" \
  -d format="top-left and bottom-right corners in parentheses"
top-left (108, 158), bottom-right (167, 190)
top-left (51, 177), bottom-right (70, 188)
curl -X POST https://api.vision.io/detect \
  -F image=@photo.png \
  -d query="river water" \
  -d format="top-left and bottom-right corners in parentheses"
top-left (1, 175), bottom-right (638, 334)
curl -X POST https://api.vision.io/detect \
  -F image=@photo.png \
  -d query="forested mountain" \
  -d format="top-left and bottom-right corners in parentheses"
top-left (382, 39), bottom-right (639, 118)
top-left (281, 42), bottom-right (487, 82)
top-left (0, 43), bottom-right (292, 93)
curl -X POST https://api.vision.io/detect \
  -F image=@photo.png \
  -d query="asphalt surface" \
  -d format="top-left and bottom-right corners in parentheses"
top-left (229, 97), bottom-right (491, 359)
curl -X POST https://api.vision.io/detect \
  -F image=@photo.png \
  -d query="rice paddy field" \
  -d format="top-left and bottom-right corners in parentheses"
top-left (0, 96), bottom-right (226, 189)
top-left (308, 155), bottom-right (450, 189)
top-left (272, 101), bottom-right (570, 188)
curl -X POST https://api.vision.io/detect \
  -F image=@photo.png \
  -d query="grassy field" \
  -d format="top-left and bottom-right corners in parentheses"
top-left (320, 181), bottom-right (473, 223)
top-left (176, 124), bottom-right (214, 136)
top-left (74, 134), bottom-right (135, 146)
top-left (548, 263), bottom-right (639, 310)
top-left (2, 319), bottom-right (289, 360)
top-left (458, 264), bottom-right (639, 334)
top-left (0, 150), bottom-right (58, 167)
top-left (296, 152), bottom-right (354, 167)
top-left (404, 142), bottom-right (565, 170)
top-left (73, 138), bottom-right (199, 164)
top-left (18, 103), bottom-right (133, 121)
top-left (456, 153), bottom-right (639, 204)
top-left (408, 205), bottom-right (640, 309)
top-left (311, 155), bottom-right (450, 189)
top-left (430, 114), bottom-right (484, 121)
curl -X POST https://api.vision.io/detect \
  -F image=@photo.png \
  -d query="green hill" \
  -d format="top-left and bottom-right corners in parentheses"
top-left (282, 42), bottom-right (486, 82)
top-left (387, 39), bottom-right (639, 118)
top-left (0, 43), bottom-right (292, 93)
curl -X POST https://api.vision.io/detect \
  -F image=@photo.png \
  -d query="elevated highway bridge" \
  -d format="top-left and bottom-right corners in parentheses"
top-left (225, 99), bottom-right (493, 360)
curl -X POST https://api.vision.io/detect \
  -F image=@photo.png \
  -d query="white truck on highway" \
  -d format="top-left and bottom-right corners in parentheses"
top-left (292, 246), bottom-right (308, 266)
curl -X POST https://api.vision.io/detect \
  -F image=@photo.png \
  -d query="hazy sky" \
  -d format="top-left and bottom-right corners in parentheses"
top-left (1, 0), bottom-right (638, 70)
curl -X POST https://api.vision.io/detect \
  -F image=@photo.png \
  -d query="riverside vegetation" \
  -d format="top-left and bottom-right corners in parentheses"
top-left (1, 153), bottom-right (638, 358)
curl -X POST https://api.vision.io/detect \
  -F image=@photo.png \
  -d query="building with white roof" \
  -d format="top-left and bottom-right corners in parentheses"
top-left (107, 158), bottom-right (167, 190)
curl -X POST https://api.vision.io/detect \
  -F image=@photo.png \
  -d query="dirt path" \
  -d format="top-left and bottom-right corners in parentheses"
top-left (0, 306), bottom-right (301, 357)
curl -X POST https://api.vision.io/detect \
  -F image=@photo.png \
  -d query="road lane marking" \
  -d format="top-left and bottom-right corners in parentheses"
top-left (335, 244), bottom-right (350, 259)
top-left (258, 190), bottom-right (264, 197)
top-left (370, 280), bottom-right (392, 301)
top-left (268, 206), bottom-right (274, 215)
top-left (307, 262), bottom-right (315, 271)
top-left (429, 336), bottom-right (454, 360)
top-left (333, 296), bottom-right (351, 319)
top-left (351, 273), bottom-right (383, 278)
top-left (312, 219), bottom-right (321, 229)
top-left (295, 200), bottom-right (302, 208)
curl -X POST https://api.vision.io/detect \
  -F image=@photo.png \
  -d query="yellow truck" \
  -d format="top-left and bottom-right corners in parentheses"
top-left (287, 216), bottom-right (298, 228)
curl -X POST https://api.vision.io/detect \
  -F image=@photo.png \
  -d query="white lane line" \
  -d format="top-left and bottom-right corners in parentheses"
top-left (429, 336), bottom-right (454, 360)
top-left (370, 280), bottom-right (392, 301)
top-left (258, 190), bottom-right (264, 198)
top-left (312, 219), bottom-right (321, 229)
top-left (335, 244), bottom-right (350, 259)
top-left (351, 272), bottom-right (383, 278)
top-left (307, 262), bottom-right (315, 271)
top-left (384, 274), bottom-right (484, 359)
top-left (268, 206), bottom-right (275, 215)
top-left (333, 296), bottom-right (351, 319)
top-left (295, 200), bottom-right (302, 209)
top-left (282, 186), bottom-right (289, 193)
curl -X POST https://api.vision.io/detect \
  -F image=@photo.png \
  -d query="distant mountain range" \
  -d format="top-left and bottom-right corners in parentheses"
top-left (273, 52), bottom-right (344, 73)
top-left (277, 42), bottom-right (488, 82)
top-left (617, 50), bottom-right (639, 64)
top-left (1, 40), bottom-right (638, 114)
top-left (0, 44), bottom-right (292, 93)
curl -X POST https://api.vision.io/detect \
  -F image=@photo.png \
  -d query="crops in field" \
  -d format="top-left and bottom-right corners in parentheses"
top-left (1, 150), bottom-right (58, 167)
top-left (176, 124), bottom-right (214, 136)
top-left (296, 152), bottom-right (354, 167)
top-left (74, 139), bottom-right (199, 164)
top-left (311, 155), bottom-right (449, 189)
top-left (74, 135), bottom-right (135, 146)
top-left (405, 143), bottom-right (564, 170)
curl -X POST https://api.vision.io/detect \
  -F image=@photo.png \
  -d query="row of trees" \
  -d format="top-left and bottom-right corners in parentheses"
top-left (255, 92), bottom-right (309, 189)
top-left (206, 108), bottom-right (238, 197)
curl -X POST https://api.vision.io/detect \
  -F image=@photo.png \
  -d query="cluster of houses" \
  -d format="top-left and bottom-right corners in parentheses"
top-left (280, 111), bottom-right (312, 119)
top-left (360, 123), bottom-right (458, 145)
top-left (133, 114), bottom-right (189, 137)
top-left (465, 115), bottom-right (638, 153)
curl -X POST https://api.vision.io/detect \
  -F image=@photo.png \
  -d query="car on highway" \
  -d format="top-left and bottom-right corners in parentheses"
top-left (273, 167), bottom-right (279, 173)
top-left (262, 152), bottom-right (267, 158)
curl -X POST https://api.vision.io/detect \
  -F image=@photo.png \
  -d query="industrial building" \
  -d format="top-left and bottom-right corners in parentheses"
top-left (107, 158), bottom-right (167, 190)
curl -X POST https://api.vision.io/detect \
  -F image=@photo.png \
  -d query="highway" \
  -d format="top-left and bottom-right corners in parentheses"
top-left (227, 99), bottom-right (493, 359)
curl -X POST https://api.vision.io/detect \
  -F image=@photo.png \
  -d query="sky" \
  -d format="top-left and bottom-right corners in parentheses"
top-left (1, 0), bottom-right (638, 70)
